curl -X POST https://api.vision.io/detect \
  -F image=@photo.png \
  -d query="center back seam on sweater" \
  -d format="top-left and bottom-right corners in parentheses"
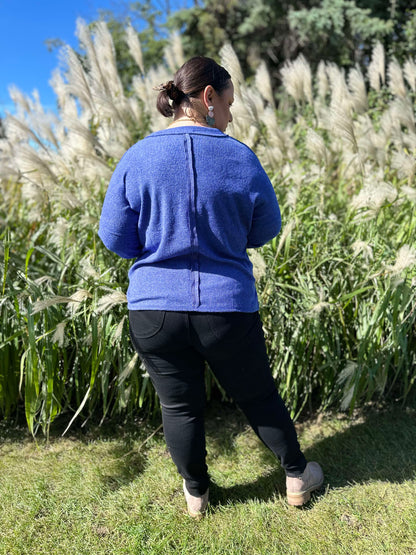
top-left (184, 134), bottom-right (200, 308)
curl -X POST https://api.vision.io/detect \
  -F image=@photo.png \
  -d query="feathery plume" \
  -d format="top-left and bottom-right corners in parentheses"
top-left (171, 32), bottom-right (185, 70)
top-left (8, 85), bottom-right (32, 115)
top-left (379, 108), bottom-right (395, 139)
top-left (52, 322), bottom-right (66, 347)
top-left (401, 185), bottom-right (416, 203)
top-left (80, 256), bottom-right (101, 280)
top-left (32, 296), bottom-right (73, 314)
top-left (280, 55), bottom-right (313, 104)
top-left (403, 131), bottom-right (416, 152)
top-left (348, 67), bottom-right (368, 113)
top-left (256, 143), bottom-right (284, 168)
top-left (276, 219), bottom-right (296, 254)
top-left (51, 187), bottom-right (82, 211)
top-left (391, 150), bottom-right (416, 182)
top-left (386, 245), bottom-right (416, 274)
top-left (316, 61), bottom-right (329, 100)
top-left (260, 106), bottom-right (296, 159)
top-left (351, 179), bottom-right (397, 217)
top-left (255, 61), bottom-right (275, 108)
top-left (34, 275), bottom-right (54, 287)
top-left (14, 143), bottom-right (57, 185)
top-left (329, 103), bottom-right (358, 153)
top-left (309, 291), bottom-right (331, 315)
top-left (351, 240), bottom-right (374, 262)
top-left (61, 45), bottom-right (94, 113)
top-left (227, 86), bottom-right (262, 146)
top-left (119, 353), bottom-right (139, 384)
top-left (305, 129), bottom-right (329, 166)
top-left (326, 64), bottom-right (352, 109)
top-left (5, 114), bottom-right (46, 151)
top-left (125, 24), bottom-right (144, 75)
top-left (287, 185), bottom-right (300, 209)
top-left (96, 290), bottom-right (127, 314)
top-left (248, 249), bottom-right (267, 281)
top-left (389, 97), bottom-right (415, 133)
top-left (67, 289), bottom-right (93, 316)
top-left (112, 315), bottom-right (127, 345)
top-left (76, 19), bottom-right (120, 99)
top-left (49, 69), bottom-right (68, 110)
top-left (96, 120), bottom-right (132, 159)
top-left (220, 43), bottom-right (245, 95)
top-left (241, 86), bottom-right (262, 125)
top-left (368, 41), bottom-right (385, 91)
top-left (48, 217), bottom-right (70, 249)
top-left (403, 58), bottom-right (416, 92)
top-left (29, 109), bottom-right (60, 151)
top-left (20, 182), bottom-right (47, 222)
top-left (388, 59), bottom-right (407, 97)
top-left (0, 138), bottom-right (19, 181)
top-left (164, 33), bottom-right (184, 73)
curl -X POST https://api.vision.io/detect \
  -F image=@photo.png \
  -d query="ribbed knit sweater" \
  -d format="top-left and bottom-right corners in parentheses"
top-left (98, 126), bottom-right (281, 312)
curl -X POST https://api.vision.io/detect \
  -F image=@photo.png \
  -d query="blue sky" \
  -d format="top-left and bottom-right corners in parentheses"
top-left (0, 0), bottom-right (190, 116)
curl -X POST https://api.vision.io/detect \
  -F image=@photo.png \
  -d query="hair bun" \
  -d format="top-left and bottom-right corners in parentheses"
top-left (163, 80), bottom-right (185, 103)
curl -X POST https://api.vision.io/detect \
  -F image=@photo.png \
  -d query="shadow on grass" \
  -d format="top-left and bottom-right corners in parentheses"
top-left (205, 402), bottom-right (416, 507)
top-left (302, 406), bottom-right (416, 488)
top-left (0, 412), bottom-right (163, 493)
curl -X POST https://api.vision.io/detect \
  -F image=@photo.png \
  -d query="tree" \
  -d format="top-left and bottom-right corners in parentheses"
top-left (288, 0), bottom-right (393, 68)
top-left (356, 0), bottom-right (416, 61)
top-left (167, 0), bottom-right (413, 84)
top-left (168, 0), bottom-right (314, 83)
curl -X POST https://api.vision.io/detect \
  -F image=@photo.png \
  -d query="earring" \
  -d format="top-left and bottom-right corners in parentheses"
top-left (206, 105), bottom-right (215, 126)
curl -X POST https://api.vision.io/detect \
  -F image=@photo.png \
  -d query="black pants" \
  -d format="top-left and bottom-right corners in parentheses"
top-left (129, 310), bottom-right (307, 496)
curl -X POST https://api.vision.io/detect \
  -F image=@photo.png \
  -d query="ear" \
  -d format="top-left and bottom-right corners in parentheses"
top-left (202, 85), bottom-right (215, 109)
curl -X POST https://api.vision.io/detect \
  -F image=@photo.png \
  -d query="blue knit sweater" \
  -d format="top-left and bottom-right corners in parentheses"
top-left (98, 126), bottom-right (281, 312)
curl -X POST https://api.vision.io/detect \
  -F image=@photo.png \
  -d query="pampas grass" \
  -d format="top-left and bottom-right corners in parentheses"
top-left (368, 41), bottom-right (385, 91)
top-left (280, 54), bottom-right (313, 105)
top-left (348, 67), bottom-right (368, 113)
top-left (125, 23), bottom-right (145, 75)
top-left (388, 58), bottom-right (407, 97)
top-left (1, 28), bottom-right (415, 433)
top-left (387, 245), bottom-right (416, 274)
top-left (403, 58), bottom-right (416, 92)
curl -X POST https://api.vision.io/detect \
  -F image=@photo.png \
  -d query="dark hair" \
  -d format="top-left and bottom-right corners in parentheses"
top-left (156, 56), bottom-right (231, 118)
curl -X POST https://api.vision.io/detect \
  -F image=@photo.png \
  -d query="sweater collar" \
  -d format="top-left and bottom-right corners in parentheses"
top-left (148, 126), bottom-right (227, 138)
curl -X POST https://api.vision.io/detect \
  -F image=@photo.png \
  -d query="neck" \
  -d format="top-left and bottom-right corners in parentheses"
top-left (168, 105), bottom-right (210, 129)
top-left (168, 116), bottom-right (208, 129)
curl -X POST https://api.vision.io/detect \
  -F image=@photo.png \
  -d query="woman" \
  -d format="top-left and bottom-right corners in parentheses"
top-left (99, 56), bottom-right (323, 516)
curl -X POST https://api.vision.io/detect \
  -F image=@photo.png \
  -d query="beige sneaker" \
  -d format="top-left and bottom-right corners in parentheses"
top-left (183, 480), bottom-right (209, 518)
top-left (286, 462), bottom-right (324, 506)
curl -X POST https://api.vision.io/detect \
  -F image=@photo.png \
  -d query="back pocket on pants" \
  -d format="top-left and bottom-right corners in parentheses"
top-left (129, 310), bottom-right (166, 339)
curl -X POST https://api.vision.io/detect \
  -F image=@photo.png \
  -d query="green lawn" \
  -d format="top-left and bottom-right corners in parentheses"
top-left (0, 402), bottom-right (415, 554)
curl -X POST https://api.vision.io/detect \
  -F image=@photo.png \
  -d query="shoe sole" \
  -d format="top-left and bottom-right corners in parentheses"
top-left (187, 508), bottom-right (206, 519)
top-left (287, 477), bottom-right (324, 506)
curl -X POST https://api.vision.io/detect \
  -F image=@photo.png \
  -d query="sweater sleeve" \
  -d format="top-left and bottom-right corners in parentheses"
top-left (247, 159), bottom-right (281, 248)
top-left (98, 157), bottom-right (141, 259)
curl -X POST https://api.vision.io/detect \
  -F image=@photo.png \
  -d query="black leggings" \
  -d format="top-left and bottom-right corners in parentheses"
top-left (129, 310), bottom-right (307, 495)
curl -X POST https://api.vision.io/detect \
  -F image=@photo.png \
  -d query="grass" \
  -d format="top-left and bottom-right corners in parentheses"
top-left (0, 401), bottom-right (415, 554)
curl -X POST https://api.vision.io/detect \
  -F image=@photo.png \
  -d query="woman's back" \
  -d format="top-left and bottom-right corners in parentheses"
top-left (98, 126), bottom-right (281, 312)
